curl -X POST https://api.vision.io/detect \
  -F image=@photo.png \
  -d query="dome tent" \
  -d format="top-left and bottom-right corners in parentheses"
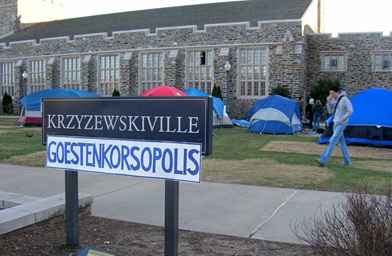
top-left (319, 88), bottom-right (392, 147)
top-left (140, 86), bottom-right (187, 97)
top-left (17, 88), bottom-right (101, 127)
top-left (244, 95), bottom-right (302, 134)
top-left (183, 88), bottom-right (232, 128)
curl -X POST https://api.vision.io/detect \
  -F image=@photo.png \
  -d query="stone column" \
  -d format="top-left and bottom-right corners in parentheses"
top-left (80, 55), bottom-right (91, 92)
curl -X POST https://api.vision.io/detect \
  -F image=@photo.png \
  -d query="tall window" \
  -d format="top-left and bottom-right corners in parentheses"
top-left (98, 55), bottom-right (119, 95)
top-left (187, 50), bottom-right (213, 93)
top-left (0, 62), bottom-right (15, 97)
top-left (238, 48), bottom-right (267, 97)
top-left (373, 52), bottom-right (392, 71)
top-left (321, 53), bottom-right (347, 71)
top-left (29, 59), bottom-right (46, 93)
top-left (61, 57), bottom-right (81, 89)
top-left (140, 52), bottom-right (164, 93)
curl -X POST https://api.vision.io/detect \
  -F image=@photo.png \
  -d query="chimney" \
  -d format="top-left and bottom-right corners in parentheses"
top-left (317, 0), bottom-right (325, 33)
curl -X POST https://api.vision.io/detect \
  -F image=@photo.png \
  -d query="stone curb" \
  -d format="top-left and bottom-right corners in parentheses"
top-left (0, 191), bottom-right (93, 235)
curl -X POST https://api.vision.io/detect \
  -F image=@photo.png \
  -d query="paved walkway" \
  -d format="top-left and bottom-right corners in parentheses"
top-left (0, 163), bottom-right (346, 244)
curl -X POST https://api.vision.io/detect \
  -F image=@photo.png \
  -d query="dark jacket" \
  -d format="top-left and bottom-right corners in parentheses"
top-left (312, 104), bottom-right (323, 116)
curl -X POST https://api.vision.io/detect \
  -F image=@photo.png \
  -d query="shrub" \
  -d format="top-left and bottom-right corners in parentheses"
top-left (212, 84), bottom-right (223, 100)
top-left (2, 92), bottom-right (13, 114)
top-left (293, 187), bottom-right (392, 256)
top-left (310, 79), bottom-right (340, 105)
top-left (112, 89), bottom-right (120, 97)
top-left (271, 85), bottom-right (291, 99)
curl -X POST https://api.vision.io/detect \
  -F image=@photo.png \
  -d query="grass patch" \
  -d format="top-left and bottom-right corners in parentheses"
top-left (1, 120), bottom-right (392, 193)
top-left (261, 141), bottom-right (392, 160)
top-left (0, 119), bottom-right (45, 160)
top-left (2, 151), bottom-right (46, 167)
top-left (202, 158), bottom-right (333, 189)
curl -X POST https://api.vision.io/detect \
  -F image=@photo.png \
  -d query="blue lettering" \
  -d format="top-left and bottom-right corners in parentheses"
top-left (152, 147), bottom-right (162, 173)
top-left (130, 146), bottom-right (140, 170)
top-left (86, 143), bottom-right (93, 167)
top-left (56, 142), bottom-right (64, 163)
top-left (121, 145), bottom-right (131, 170)
top-left (174, 149), bottom-right (183, 175)
top-left (162, 149), bottom-right (173, 173)
top-left (64, 142), bottom-right (71, 164)
top-left (47, 141), bottom-right (56, 163)
top-left (187, 149), bottom-right (200, 175)
top-left (92, 144), bottom-right (102, 168)
top-left (78, 143), bottom-right (86, 166)
top-left (102, 144), bottom-right (113, 169)
top-left (70, 143), bottom-right (79, 165)
top-left (110, 145), bottom-right (121, 169)
top-left (183, 149), bottom-right (188, 175)
top-left (141, 148), bottom-right (152, 172)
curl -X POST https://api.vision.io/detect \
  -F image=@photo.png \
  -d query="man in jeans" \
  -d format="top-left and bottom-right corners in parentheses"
top-left (315, 85), bottom-right (354, 166)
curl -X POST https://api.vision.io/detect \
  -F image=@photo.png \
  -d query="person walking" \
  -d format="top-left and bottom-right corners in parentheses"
top-left (312, 99), bottom-right (323, 131)
top-left (314, 85), bottom-right (353, 166)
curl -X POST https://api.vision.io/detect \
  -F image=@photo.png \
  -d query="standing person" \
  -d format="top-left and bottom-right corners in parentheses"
top-left (306, 98), bottom-right (314, 129)
top-left (312, 99), bottom-right (323, 131)
top-left (325, 95), bottom-right (334, 120)
top-left (314, 85), bottom-right (354, 166)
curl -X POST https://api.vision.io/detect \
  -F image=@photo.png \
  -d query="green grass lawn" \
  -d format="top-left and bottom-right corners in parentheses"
top-left (1, 118), bottom-right (392, 192)
top-left (0, 118), bottom-right (45, 160)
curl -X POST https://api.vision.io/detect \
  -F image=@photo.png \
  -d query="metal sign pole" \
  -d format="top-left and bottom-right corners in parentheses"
top-left (65, 170), bottom-right (79, 246)
top-left (165, 180), bottom-right (179, 256)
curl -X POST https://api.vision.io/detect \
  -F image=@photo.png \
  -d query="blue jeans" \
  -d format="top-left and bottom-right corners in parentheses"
top-left (313, 115), bottom-right (321, 130)
top-left (319, 123), bottom-right (351, 165)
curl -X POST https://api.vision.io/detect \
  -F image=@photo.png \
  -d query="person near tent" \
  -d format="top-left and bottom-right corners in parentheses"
top-left (305, 98), bottom-right (314, 129)
top-left (314, 85), bottom-right (353, 167)
top-left (312, 99), bottom-right (323, 131)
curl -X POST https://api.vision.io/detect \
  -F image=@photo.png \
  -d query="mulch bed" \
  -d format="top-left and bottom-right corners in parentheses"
top-left (0, 214), bottom-right (313, 255)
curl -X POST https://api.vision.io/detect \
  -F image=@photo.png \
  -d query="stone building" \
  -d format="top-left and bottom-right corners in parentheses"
top-left (0, 0), bottom-right (391, 117)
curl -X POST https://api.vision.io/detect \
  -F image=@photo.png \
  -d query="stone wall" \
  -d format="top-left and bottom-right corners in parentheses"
top-left (306, 32), bottom-right (392, 97)
top-left (0, 21), bottom-right (306, 116)
top-left (0, 0), bottom-right (18, 38)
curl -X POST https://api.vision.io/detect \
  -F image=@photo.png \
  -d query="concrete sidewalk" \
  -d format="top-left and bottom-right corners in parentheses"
top-left (0, 163), bottom-right (345, 244)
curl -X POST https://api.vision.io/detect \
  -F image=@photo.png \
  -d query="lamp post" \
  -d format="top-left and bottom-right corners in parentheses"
top-left (224, 61), bottom-right (231, 113)
top-left (22, 71), bottom-right (28, 96)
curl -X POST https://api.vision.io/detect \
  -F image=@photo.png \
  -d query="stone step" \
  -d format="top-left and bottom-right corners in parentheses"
top-left (0, 192), bottom-right (93, 235)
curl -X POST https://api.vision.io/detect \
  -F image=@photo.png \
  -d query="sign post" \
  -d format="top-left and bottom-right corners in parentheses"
top-left (43, 97), bottom-right (213, 254)
top-left (165, 180), bottom-right (179, 256)
top-left (65, 170), bottom-right (79, 246)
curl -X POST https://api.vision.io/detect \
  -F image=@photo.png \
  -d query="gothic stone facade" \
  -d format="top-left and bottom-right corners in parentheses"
top-left (0, 21), bottom-right (306, 118)
top-left (0, 0), bottom-right (18, 38)
top-left (0, 20), bottom-right (392, 117)
top-left (306, 32), bottom-right (392, 98)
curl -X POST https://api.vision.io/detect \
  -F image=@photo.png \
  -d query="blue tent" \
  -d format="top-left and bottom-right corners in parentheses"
top-left (17, 89), bottom-right (101, 127)
top-left (183, 88), bottom-right (223, 118)
top-left (183, 88), bottom-right (232, 127)
top-left (319, 88), bottom-right (392, 147)
top-left (20, 88), bottom-right (101, 111)
top-left (244, 95), bottom-right (302, 134)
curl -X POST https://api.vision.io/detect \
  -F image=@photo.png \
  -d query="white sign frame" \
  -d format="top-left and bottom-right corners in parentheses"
top-left (46, 135), bottom-right (202, 183)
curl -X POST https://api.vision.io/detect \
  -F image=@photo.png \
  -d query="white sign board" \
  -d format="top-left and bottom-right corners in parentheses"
top-left (46, 135), bottom-right (202, 183)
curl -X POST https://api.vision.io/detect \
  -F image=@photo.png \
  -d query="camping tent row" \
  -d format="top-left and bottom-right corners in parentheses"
top-left (319, 88), bottom-right (392, 147)
top-left (16, 87), bottom-right (233, 128)
top-left (140, 86), bottom-right (232, 128)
